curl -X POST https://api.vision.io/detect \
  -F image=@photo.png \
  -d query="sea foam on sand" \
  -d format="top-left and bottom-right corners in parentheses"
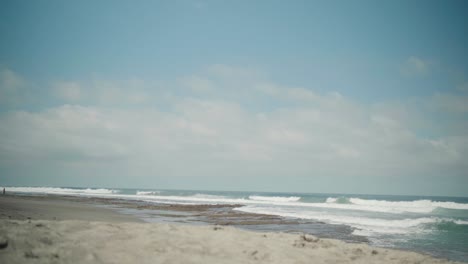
top-left (0, 220), bottom-right (459, 264)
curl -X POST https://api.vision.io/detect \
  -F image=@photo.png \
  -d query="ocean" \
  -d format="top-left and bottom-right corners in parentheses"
top-left (4, 186), bottom-right (468, 262)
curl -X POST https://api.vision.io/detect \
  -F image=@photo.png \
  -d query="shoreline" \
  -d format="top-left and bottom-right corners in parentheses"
top-left (0, 194), bottom-right (463, 263)
top-left (0, 193), bottom-right (366, 242)
top-left (0, 194), bottom-right (142, 222)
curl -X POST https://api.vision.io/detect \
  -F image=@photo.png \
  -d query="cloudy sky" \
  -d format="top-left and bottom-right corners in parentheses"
top-left (1, 0), bottom-right (467, 196)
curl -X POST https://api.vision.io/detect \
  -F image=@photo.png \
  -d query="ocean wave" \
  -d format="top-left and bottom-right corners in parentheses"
top-left (349, 198), bottom-right (468, 210)
top-left (3, 187), bottom-right (118, 195)
top-left (325, 197), bottom-right (468, 213)
top-left (429, 219), bottom-right (468, 233)
top-left (4, 187), bottom-right (239, 204)
top-left (432, 201), bottom-right (468, 210)
top-left (454, 219), bottom-right (468, 225)
top-left (134, 194), bottom-right (247, 204)
top-left (192, 194), bottom-right (227, 199)
top-left (136, 191), bottom-right (160, 196)
top-left (234, 205), bottom-right (467, 236)
top-left (249, 195), bottom-right (301, 202)
top-left (325, 197), bottom-right (351, 204)
top-left (5, 187), bottom-right (468, 216)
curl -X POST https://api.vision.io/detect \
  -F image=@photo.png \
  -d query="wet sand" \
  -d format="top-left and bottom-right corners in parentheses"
top-left (0, 195), bottom-right (142, 222)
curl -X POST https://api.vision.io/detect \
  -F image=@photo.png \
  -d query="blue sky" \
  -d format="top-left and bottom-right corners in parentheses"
top-left (0, 0), bottom-right (467, 196)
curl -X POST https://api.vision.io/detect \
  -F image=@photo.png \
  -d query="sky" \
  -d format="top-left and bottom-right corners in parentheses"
top-left (0, 0), bottom-right (467, 196)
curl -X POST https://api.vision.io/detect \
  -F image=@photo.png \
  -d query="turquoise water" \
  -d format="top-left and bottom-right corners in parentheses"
top-left (4, 186), bottom-right (468, 262)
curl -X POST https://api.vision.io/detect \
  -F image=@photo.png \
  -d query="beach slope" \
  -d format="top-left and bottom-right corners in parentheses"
top-left (0, 219), bottom-right (459, 264)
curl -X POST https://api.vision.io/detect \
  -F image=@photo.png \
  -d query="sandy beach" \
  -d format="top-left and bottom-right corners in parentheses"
top-left (0, 195), bottom-right (460, 264)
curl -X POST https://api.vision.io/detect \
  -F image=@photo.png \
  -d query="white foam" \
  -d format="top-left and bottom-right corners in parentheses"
top-left (192, 194), bottom-right (227, 199)
top-left (431, 201), bottom-right (468, 210)
top-left (5, 187), bottom-right (468, 217)
top-left (249, 195), bottom-right (301, 202)
top-left (131, 194), bottom-right (248, 204)
top-left (323, 197), bottom-right (468, 214)
top-left (4, 187), bottom-right (118, 195)
top-left (234, 205), bottom-right (463, 236)
top-left (136, 191), bottom-right (160, 196)
top-left (454, 220), bottom-right (468, 225)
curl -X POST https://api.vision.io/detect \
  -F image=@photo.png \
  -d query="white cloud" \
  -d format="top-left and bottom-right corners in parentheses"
top-left (49, 78), bottom-right (153, 106)
top-left (0, 68), bottom-right (26, 105)
top-left (0, 69), bottom-right (24, 91)
top-left (400, 56), bottom-right (431, 76)
top-left (254, 83), bottom-right (281, 96)
top-left (330, 144), bottom-right (361, 159)
top-left (430, 93), bottom-right (468, 113)
top-left (94, 79), bottom-right (151, 105)
top-left (287, 87), bottom-right (319, 101)
top-left (0, 65), bottom-right (467, 194)
top-left (1, 92), bottom-right (465, 182)
top-left (179, 75), bottom-right (214, 93)
top-left (52, 81), bottom-right (82, 101)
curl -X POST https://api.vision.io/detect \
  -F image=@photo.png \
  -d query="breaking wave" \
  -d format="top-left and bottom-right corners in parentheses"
top-left (234, 206), bottom-right (467, 236)
top-left (192, 194), bottom-right (227, 199)
top-left (4, 187), bottom-right (118, 195)
top-left (325, 197), bottom-right (468, 213)
top-left (136, 191), bottom-right (160, 196)
top-left (4, 186), bottom-right (467, 244)
top-left (249, 195), bottom-right (301, 202)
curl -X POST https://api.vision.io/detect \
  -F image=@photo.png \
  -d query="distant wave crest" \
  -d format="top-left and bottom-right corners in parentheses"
top-left (136, 191), bottom-right (160, 196)
top-left (191, 194), bottom-right (227, 199)
top-left (325, 197), bottom-right (468, 213)
top-left (249, 195), bottom-right (301, 202)
top-left (3, 187), bottom-right (118, 195)
top-left (325, 197), bottom-right (351, 204)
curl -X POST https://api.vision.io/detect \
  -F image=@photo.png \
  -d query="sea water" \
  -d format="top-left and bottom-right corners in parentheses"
top-left (4, 186), bottom-right (468, 262)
